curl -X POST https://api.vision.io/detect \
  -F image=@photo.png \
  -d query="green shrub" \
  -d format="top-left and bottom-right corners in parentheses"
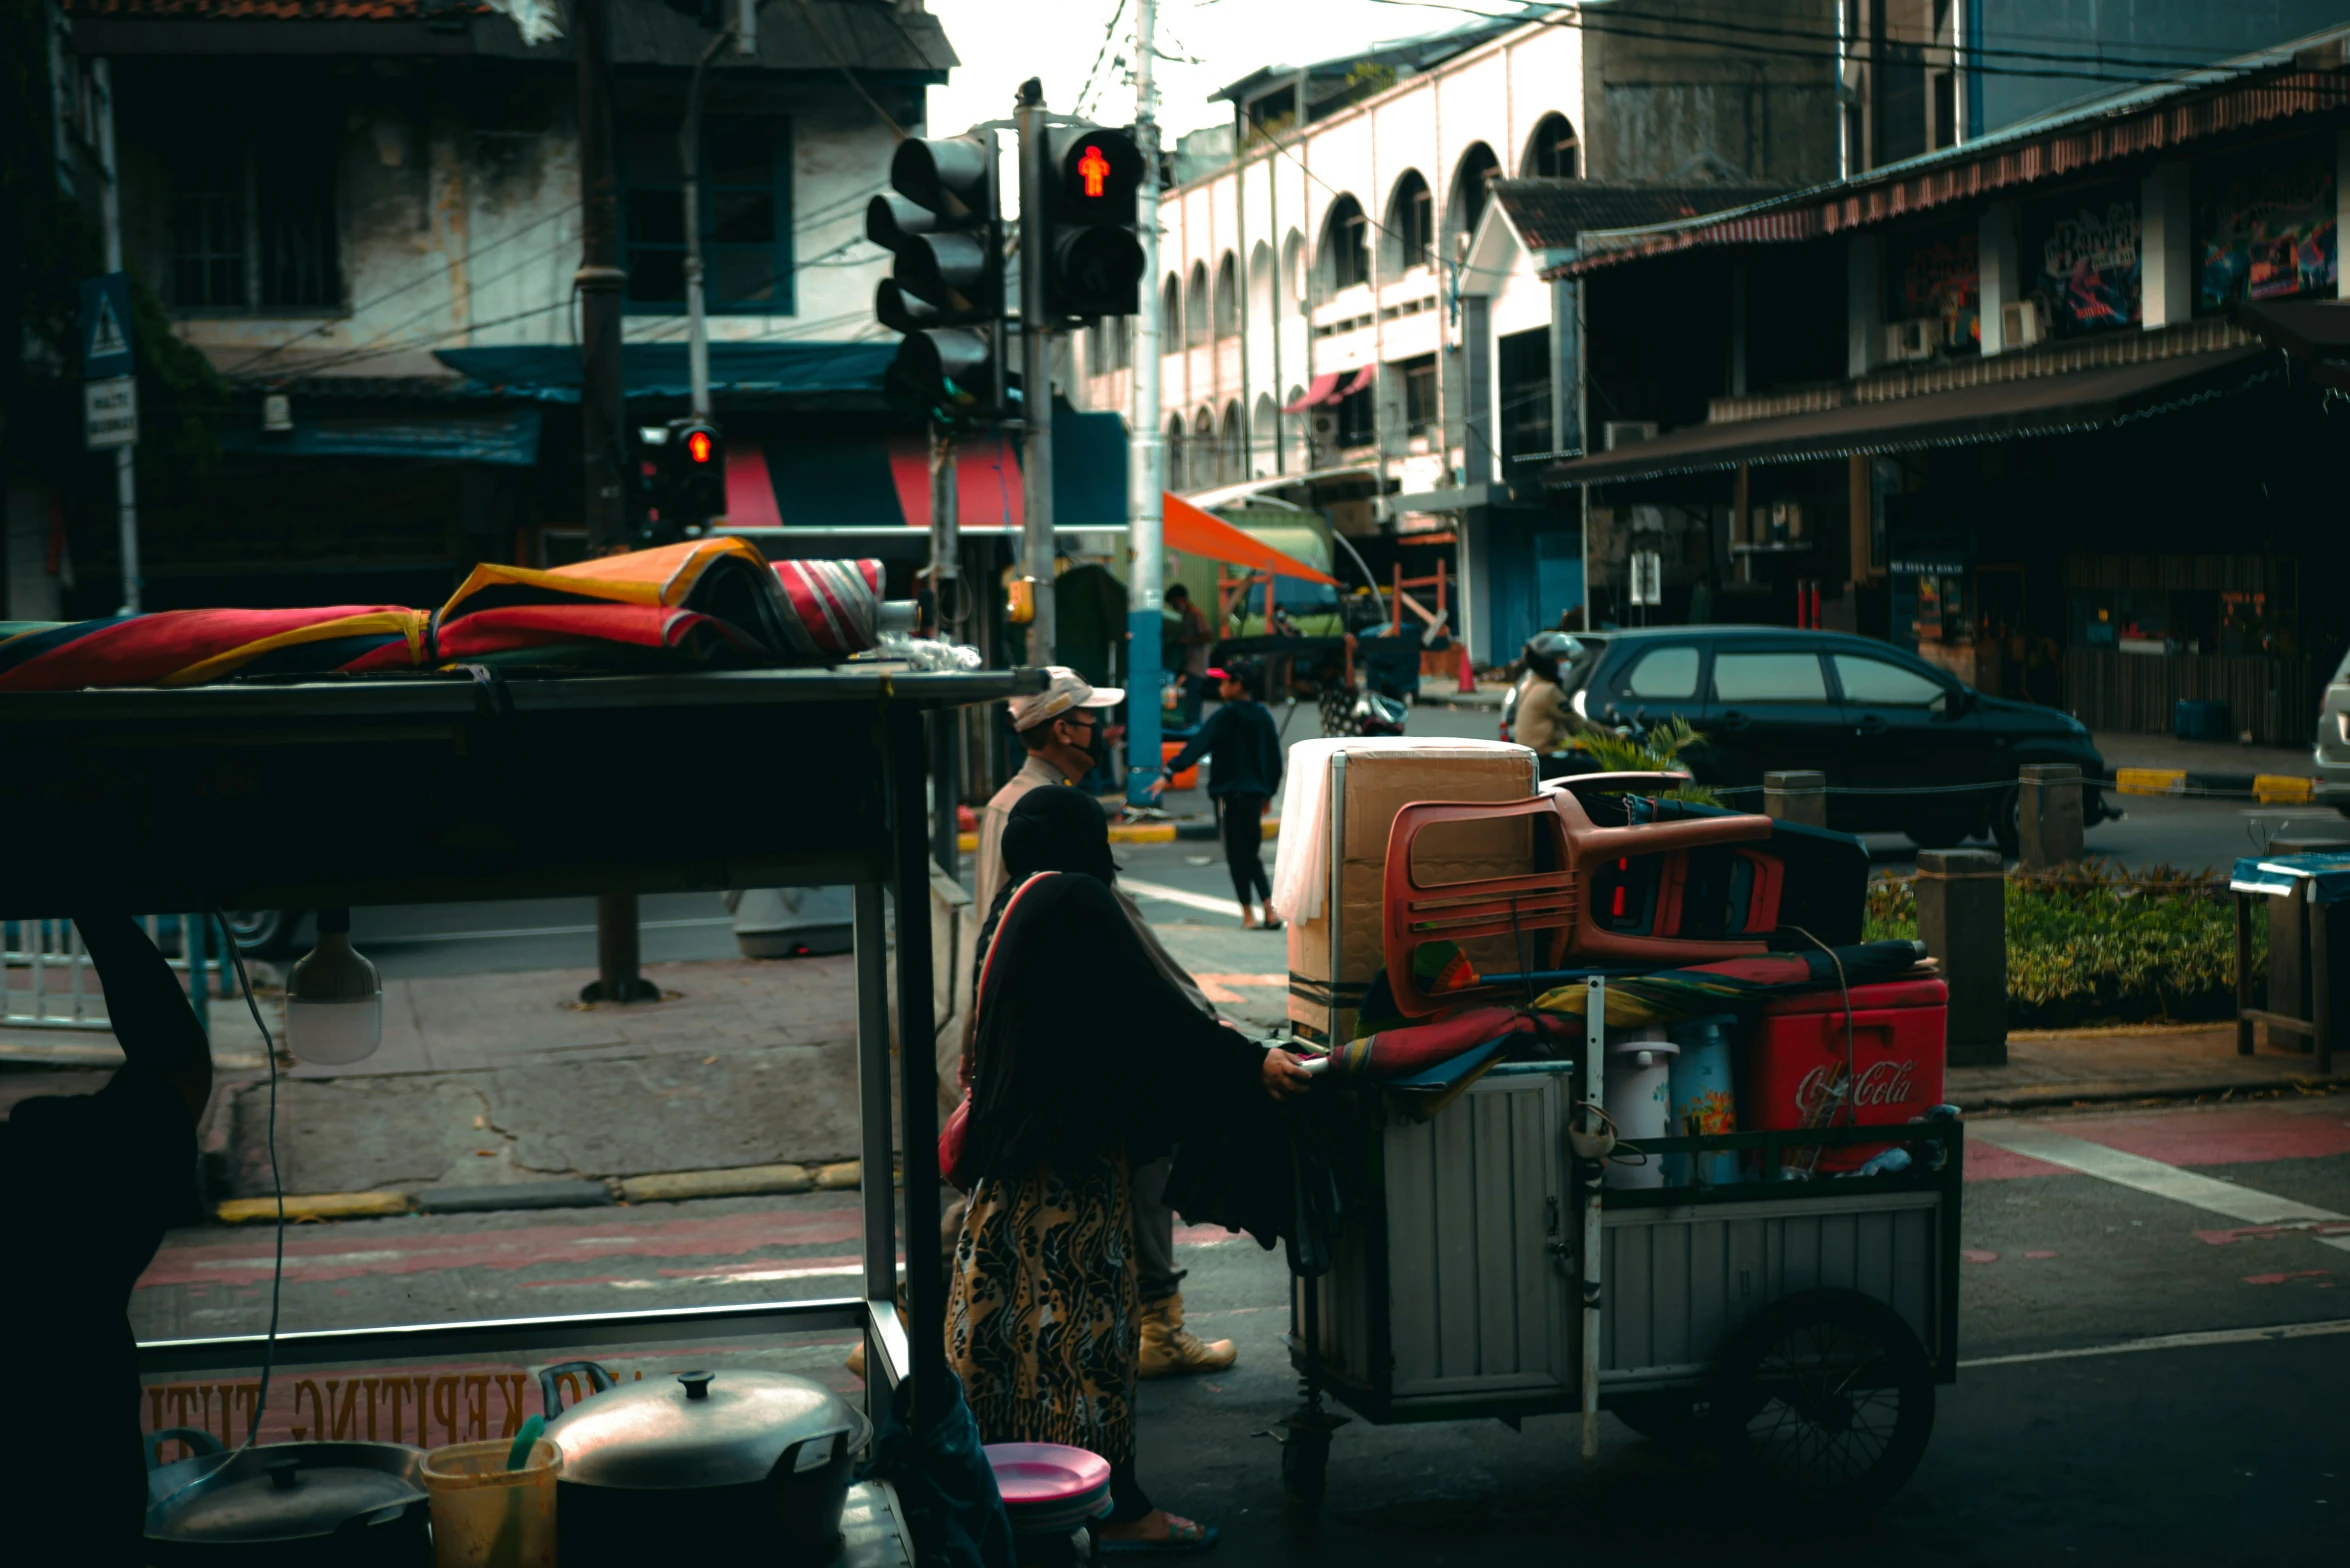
top-left (1863, 859), bottom-right (2264, 1029)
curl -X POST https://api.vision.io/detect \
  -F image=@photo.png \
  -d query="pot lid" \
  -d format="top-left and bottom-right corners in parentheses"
top-left (547, 1369), bottom-right (856, 1490)
top-left (147, 1444), bottom-right (427, 1543)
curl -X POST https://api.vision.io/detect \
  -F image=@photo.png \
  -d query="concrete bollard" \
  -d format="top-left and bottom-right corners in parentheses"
top-left (2017, 763), bottom-right (2084, 871)
top-left (1916, 848), bottom-right (2007, 1067)
top-left (1763, 770), bottom-right (1828, 829)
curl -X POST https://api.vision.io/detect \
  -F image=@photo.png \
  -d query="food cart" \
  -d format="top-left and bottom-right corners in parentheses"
top-left (0, 663), bottom-right (1038, 1561)
top-left (1270, 745), bottom-right (1964, 1511)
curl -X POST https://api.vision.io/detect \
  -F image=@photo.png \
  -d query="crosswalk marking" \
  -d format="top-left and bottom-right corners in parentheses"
top-left (1971, 1119), bottom-right (2350, 1253)
top-left (1959, 1317), bottom-right (2350, 1368)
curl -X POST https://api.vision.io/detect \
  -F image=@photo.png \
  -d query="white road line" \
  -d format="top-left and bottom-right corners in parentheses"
top-left (1120, 877), bottom-right (1246, 917)
top-left (1960, 1318), bottom-right (2350, 1368)
top-left (603, 1263), bottom-right (866, 1290)
top-left (1969, 1120), bottom-right (2350, 1249)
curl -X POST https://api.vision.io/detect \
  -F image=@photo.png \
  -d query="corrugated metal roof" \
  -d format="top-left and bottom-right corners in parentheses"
top-left (1556, 27), bottom-right (2350, 279)
top-left (1491, 179), bottom-right (1788, 256)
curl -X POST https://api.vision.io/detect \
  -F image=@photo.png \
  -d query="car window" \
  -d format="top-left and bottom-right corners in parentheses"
top-left (1621, 645), bottom-right (1700, 699)
top-left (1833, 654), bottom-right (1945, 707)
top-left (1712, 651), bottom-right (1828, 703)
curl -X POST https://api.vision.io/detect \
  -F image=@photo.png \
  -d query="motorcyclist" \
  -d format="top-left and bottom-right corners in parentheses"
top-left (1509, 631), bottom-right (1581, 778)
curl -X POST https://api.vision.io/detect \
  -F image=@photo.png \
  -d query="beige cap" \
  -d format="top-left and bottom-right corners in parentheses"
top-left (1008, 666), bottom-right (1125, 731)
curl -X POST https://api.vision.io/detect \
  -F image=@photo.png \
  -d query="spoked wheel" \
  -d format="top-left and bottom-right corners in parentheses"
top-left (1710, 1290), bottom-right (1935, 1510)
top-left (1609, 1391), bottom-right (1710, 1450)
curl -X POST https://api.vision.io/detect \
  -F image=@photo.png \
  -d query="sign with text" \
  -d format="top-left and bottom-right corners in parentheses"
top-left (85, 374), bottom-right (137, 449)
top-left (79, 271), bottom-right (135, 380)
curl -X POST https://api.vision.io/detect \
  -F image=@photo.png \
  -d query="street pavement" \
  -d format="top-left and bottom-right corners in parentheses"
top-left (125, 1091), bottom-right (2350, 1562)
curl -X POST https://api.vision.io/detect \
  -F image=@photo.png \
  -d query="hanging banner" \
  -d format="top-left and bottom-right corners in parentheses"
top-left (2198, 149), bottom-right (2338, 310)
top-left (2027, 184), bottom-right (2140, 336)
top-left (1890, 227), bottom-right (1980, 349)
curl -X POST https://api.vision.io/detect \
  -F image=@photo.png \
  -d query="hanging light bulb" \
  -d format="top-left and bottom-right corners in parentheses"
top-left (283, 908), bottom-right (382, 1065)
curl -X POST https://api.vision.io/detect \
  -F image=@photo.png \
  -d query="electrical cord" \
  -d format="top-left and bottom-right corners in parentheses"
top-left (214, 913), bottom-right (284, 1451)
top-left (1779, 921), bottom-right (1856, 1180)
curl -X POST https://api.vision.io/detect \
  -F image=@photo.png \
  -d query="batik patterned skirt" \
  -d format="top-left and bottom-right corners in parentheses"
top-left (946, 1147), bottom-right (1138, 1465)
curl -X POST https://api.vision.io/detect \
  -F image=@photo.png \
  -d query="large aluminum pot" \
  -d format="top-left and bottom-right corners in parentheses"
top-left (143, 1439), bottom-right (431, 1566)
top-left (541, 1362), bottom-right (869, 1567)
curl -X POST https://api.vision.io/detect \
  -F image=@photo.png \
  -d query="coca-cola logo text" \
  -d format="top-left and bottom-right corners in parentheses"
top-left (1795, 1059), bottom-right (1918, 1117)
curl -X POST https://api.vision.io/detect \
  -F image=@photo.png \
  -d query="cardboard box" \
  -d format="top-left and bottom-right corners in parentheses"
top-left (1286, 742), bottom-right (1539, 1044)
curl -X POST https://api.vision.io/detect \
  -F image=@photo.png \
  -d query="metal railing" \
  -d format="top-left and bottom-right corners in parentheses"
top-left (1, 915), bottom-right (234, 1034)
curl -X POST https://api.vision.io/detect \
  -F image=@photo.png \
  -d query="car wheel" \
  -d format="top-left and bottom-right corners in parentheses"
top-left (1903, 821), bottom-right (1970, 850)
top-left (1989, 787), bottom-right (2020, 859)
top-left (222, 909), bottom-right (300, 957)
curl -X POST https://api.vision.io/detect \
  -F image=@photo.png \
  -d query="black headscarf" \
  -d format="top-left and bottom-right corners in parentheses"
top-left (973, 786), bottom-right (1116, 1002)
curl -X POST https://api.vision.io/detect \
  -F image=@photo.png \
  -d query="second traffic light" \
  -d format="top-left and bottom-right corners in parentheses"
top-left (1030, 123), bottom-right (1145, 322)
top-left (642, 415), bottom-right (725, 539)
top-left (870, 136), bottom-right (1009, 427)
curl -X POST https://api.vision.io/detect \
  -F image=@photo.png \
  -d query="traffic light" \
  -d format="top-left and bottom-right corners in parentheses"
top-left (1030, 124), bottom-right (1145, 321)
top-left (870, 136), bottom-right (1009, 427)
top-left (639, 416), bottom-right (726, 540)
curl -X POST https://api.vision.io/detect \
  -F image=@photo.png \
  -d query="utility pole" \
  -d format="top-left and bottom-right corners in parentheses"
top-left (577, 0), bottom-right (654, 1003)
top-left (94, 59), bottom-right (139, 615)
top-left (682, 28), bottom-right (730, 422)
top-left (1124, 0), bottom-right (1164, 806)
top-left (1014, 81), bottom-right (1056, 668)
top-left (929, 425), bottom-right (961, 875)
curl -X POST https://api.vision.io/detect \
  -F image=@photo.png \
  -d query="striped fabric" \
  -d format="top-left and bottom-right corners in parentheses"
top-left (0, 540), bottom-right (890, 692)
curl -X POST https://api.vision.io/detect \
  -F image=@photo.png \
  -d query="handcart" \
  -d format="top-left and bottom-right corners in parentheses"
top-left (2, 663), bottom-right (1038, 1561)
top-left (1274, 973), bottom-right (1963, 1511)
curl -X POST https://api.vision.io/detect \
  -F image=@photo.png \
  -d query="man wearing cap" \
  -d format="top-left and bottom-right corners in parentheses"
top-left (968, 666), bottom-right (1240, 1378)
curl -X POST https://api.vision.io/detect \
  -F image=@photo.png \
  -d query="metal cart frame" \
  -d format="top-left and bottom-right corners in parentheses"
top-left (1279, 975), bottom-right (1964, 1506)
top-left (1, 665), bottom-right (1040, 1440)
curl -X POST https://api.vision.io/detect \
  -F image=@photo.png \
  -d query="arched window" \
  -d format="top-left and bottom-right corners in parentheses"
top-left (1521, 112), bottom-right (1579, 179)
top-left (1248, 242), bottom-right (1275, 330)
top-left (1219, 401), bottom-right (1243, 484)
top-left (1320, 194), bottom-right (1371, 293)
top-left (1212, 252), bottom-right (1239, 339)
top-left (1448, 142), bottom-right (1500, 247)
top-left (1165, 414), bottom-right (1188, 492)
top-left (1284, 385), bottom-right (1308, 467)
top-left (1192, 408), bottom-right (1217, 486)
top-left (1384, 170), bottom-right (1434, 273)
top-left (1184, 263), bottom-right (1210, 347)
top-left (1251, 392), bottom-right (1278, 477)
top-left (1161, 275), bottom-right (1182, 352)
top-left (1280, 230), bottom-right (1305, 312)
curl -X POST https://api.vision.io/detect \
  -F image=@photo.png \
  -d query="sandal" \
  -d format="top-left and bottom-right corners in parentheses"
top-left (1100, 1517), bottom-right (1219, 1555)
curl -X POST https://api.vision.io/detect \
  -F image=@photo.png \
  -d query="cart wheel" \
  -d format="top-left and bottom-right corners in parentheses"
top-left (1279, 1427), bottom-right (1330, 1509)
top-left (1710, 1289), bottom-right (1935, 1510)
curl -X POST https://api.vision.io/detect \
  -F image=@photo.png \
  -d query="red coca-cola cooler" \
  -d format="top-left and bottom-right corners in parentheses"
top-left (1743, 978), bottom-right (1947, 1173)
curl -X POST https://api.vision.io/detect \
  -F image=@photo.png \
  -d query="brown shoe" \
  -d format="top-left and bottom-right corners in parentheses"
top-left (1137, 1291), bottom-right (1237, 1379)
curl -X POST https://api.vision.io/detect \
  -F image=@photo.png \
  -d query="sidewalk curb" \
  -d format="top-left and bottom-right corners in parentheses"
top-left (418, 1180), bottom-right (613, 1214)
top-left (620, 1162), bottom-right (814, 1204)
top-left (1960, 1072), bottom-right (2346, 1113)
top-left (216, 1191), bottom-right (413, 1224)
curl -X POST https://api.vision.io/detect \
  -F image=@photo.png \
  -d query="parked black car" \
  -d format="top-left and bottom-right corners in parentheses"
top-left (1516, 627), bottom-right (2110, 855)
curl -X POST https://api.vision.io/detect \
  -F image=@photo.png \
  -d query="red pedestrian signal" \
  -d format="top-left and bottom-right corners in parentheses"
top-left (1078, 144), bottom-right (1110, 199)
top-left (686, 429), bottom-right (714, 464)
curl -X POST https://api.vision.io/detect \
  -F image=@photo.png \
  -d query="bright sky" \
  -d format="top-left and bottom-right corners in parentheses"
top-left (922, 0), bottom-right (1515, 144)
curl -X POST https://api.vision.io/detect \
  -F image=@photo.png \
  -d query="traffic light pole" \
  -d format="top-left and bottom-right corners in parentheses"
top-left (578, 0), bottom-right (654, 1004)
top-left (1015, 91), bottom-right (1057, 669)
top-left (1123, 0), bottom-right (1165, 807)
top-left (680, 28), bottom-right (730, 422)
top-left (929, 425), bottom-right (962, 877)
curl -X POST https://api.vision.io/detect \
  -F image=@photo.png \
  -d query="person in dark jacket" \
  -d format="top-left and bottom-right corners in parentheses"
top-left (1154, 658), bottom-right (1285, 928)
top-left (1, 914), bottom-right (214, 1568)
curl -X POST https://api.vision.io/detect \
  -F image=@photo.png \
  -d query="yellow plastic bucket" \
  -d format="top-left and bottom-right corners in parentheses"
top-left (421, 1437), bottom-right (562, 1568)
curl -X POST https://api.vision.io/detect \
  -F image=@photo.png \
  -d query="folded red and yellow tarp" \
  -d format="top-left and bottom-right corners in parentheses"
top-left (0, 539), bottom-right (887, 692)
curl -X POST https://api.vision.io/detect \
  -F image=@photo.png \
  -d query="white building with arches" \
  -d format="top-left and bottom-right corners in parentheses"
top-left (1072, 1), bottom-right (1842, 660)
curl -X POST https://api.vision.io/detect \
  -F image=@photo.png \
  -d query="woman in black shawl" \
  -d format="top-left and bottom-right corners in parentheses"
top-left (948, 787), bottom-right (1309, 1552)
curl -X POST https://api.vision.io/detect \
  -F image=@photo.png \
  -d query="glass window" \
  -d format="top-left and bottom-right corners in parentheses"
top-left (623, 117), bottom-right (793, 314)
top-left (1622, 645), bottom-right (1699, 699)
top-left (1833, 654), bottom-right (1944, 707)
top-left (1713, 651), bottom-right (1827, 703)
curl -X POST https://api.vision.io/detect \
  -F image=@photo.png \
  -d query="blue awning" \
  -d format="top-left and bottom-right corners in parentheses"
top-left (217, 408), bottom-right (542, 467)
top-left (434, 342), bottom-right (895, 403)
top-left (2230, 852), bottom-right (2350, 905)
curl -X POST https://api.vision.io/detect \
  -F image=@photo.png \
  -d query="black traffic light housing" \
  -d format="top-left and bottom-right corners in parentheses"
top-left (870, 136), bottom-right (1010, 428)
top-left (639, 416), bottom-right (726, 541)
top-left (1032, 123), bottom-right (1145, 322)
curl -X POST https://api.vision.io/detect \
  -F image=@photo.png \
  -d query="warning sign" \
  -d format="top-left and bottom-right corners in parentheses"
top-left (79, 272), bottom-right (136, 381)
top-left (85, 375), bottom-right (137, 450)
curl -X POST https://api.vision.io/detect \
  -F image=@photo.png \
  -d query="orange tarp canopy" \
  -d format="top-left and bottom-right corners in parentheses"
top-left (1161, 492), bottom-right (1340, 585)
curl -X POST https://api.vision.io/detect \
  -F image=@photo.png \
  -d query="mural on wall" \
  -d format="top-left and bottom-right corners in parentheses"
top-left (2198, 152), bottom-right (2338, 310)
top-left (2028, 185), bottom-right (2141, 335)
top-left (1891, 229), bottom-right (1980, 349)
